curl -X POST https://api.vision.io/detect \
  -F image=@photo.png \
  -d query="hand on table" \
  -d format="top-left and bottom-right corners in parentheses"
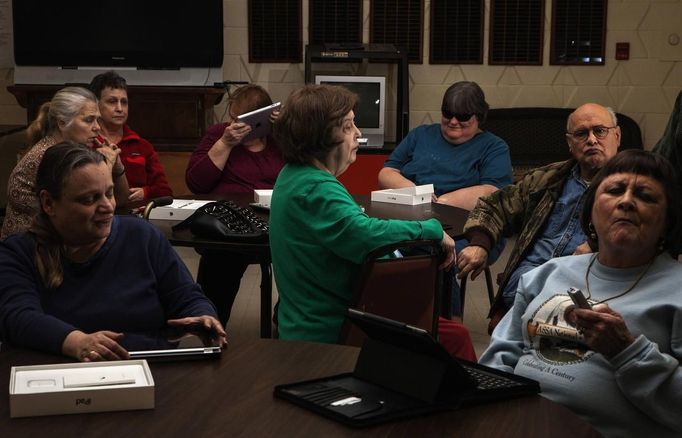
top-left (167, 315), bottom-right (228, 348)
top-left (62, 330), bottom-right (129, 362)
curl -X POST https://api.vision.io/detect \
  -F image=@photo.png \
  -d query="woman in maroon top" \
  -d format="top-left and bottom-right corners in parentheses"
top-left (186, 85), bottom-right (283, 194)
top-left (185, 84), bottom-right (284, 325)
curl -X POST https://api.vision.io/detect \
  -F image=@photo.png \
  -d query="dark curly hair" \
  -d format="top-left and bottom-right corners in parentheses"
top-left (89, 70), bottom-right (128, 99)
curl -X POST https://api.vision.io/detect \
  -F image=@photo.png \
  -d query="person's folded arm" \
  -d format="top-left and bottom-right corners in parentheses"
top-left (434, 184), bottom-right (499, 210)
top-left (378, 129), bottom-right (417, 190)
top-left (378, 167), bottom-right (416, 190)
top-left (463, 177), bottom-right (532, 248)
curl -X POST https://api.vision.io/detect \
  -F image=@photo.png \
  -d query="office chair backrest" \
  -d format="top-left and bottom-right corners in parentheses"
top-left (339, 240), bottom-right (443, 347)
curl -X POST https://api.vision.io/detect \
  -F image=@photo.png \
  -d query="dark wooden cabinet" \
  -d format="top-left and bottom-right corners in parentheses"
top-left (7, 85), bottom-right (225, 152)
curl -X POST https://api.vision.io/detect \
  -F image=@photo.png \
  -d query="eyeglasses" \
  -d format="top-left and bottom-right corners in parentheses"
top-left (442, 110), bottom-right (474, 122)
top-left (567, 125), bottom-right (617, 141)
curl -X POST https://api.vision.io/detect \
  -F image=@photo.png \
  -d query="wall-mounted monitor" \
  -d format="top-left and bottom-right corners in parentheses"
top-left (315, 75), bottom-right (386, 148)
top-left (12, 0), bottom-right (223, 70)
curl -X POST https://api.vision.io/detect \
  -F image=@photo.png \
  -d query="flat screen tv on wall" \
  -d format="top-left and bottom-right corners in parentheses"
top-left (12, 0), bottom-right (223, 69)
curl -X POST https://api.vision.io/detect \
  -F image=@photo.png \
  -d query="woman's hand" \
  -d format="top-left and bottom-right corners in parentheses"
top-left (167, 316), bottom-right (228, 348)
top-left (94, 137), bottom-right (124, 173)
top-left (457, 245), bottom-right (489, 281)
top-left (566, 303), bottom-right (635, 358)
top-left (128, 187), bottom-right (145, 202)
top-left (220, 121), bottom-right (252, 148)
top-left (62, 330), bottom-right (130, 362)
top-left (269, 109), bottom-right (280, 124)
top-left (573, 241), bottom-right (593, 255)
top-left (440, 232), bottom-right (456, 270)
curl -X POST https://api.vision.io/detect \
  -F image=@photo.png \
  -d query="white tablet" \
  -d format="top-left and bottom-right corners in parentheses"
top-left (236, 101), bottom-right (281, 143)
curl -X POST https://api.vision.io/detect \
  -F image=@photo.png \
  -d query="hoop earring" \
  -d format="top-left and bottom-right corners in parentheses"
top-left (588, 222), bottom-right (597, 242)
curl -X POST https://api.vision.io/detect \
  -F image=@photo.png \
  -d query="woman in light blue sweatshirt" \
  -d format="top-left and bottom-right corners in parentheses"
top-left (481, 150), bottom-right (682, 437)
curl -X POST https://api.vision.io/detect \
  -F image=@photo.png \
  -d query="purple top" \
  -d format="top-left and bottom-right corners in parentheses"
top-left (185, 122), bottom-right (284, 194)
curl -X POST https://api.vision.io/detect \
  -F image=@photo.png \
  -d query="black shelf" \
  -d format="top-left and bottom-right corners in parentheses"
top-left (304, 44), bottom-right (410, 144)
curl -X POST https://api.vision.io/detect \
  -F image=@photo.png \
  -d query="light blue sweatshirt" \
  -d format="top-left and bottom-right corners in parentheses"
top-left (481, 253), bottom-right (682, 438)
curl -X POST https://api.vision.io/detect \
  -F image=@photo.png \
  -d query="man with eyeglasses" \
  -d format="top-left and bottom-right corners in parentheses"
top-left (457, 103), bottom-right (621, 333)
top-left (379, 81), bottom-right (513, 317)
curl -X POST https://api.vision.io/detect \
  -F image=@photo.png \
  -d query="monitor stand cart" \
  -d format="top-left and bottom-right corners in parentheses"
top-left (304, 44), bottom-right (409, 146)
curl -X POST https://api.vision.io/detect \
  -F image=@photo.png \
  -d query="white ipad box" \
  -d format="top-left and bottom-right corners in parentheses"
top-left (370, 184), bottom-right (434, 205)
top-left (9, 360), bottom-right (154, 418)
top-left (253, 189), bottom-right (273, 206)
top-left (148, 199), bottom-right (213, 221)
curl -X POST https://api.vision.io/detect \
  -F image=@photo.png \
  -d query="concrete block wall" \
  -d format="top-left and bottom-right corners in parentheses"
top-left (1, 0), bottom-right (681, 151)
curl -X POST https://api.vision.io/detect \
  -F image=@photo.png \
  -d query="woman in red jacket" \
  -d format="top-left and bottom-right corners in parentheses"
top-left (89, 71), bottom-right (172, 202)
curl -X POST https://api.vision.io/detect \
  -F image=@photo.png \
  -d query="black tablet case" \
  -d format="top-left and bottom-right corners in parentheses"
top-left (274, 310), bottom-right (540, 427)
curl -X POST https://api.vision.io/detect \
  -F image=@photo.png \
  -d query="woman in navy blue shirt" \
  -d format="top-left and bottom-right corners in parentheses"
top-left (0, 142), bottom-right (226, 361)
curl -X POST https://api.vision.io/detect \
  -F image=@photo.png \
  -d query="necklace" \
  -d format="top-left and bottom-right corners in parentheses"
top-left (584, 253), bottom-right (656, 304)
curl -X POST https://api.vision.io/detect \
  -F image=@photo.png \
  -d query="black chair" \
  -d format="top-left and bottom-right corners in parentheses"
top-left (459, 265), bottom-right (495, 318)
top-left (338, 240), bottom-right (445, 347)
top-left (485, 107), bottom-right (643, 177)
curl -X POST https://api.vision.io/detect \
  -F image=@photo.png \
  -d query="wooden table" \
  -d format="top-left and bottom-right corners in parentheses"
top-left (0, 339), bottom-right (600, 437)
top-left (150, 194), bottom-right (470, 339)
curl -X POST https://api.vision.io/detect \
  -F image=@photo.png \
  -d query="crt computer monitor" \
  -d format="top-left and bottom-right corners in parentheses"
top-left (315, 76), bottom-right (386, 148)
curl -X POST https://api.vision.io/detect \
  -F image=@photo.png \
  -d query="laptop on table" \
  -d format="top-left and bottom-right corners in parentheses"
top-left (274, 309), bottom-right (539, 427)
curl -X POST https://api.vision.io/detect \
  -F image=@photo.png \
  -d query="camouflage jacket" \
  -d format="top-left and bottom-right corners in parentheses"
top-left (464, 159), bottom-right (576, 313)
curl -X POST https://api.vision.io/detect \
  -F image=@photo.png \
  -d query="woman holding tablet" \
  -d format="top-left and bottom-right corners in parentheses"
top-left (185, 84), bottom-right (284, 325)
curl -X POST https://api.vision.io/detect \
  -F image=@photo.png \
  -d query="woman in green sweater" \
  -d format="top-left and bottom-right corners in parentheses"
top-left (270, 84), bottom-right (455, 342)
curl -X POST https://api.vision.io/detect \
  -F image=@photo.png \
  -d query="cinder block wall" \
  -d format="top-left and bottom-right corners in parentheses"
top-left (1, 0), bottom-right (680, 156)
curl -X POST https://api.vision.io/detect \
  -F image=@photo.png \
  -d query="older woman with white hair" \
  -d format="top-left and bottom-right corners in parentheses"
top-left (1, 86), bottom-right (129, 238)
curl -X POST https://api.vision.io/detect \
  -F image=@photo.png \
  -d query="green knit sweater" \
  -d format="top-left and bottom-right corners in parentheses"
top-left (270, 163), bottom-right (443, 342)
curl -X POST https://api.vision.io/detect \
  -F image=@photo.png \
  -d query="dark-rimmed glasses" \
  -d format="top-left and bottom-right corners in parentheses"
top-left (442, 110), bottom-right (474, 121)
top-left (567, 125), bottom-right (617, 141)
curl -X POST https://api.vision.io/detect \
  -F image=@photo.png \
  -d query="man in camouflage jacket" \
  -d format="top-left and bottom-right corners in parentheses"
top-left (457, 103), bottom-right (621, 332)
